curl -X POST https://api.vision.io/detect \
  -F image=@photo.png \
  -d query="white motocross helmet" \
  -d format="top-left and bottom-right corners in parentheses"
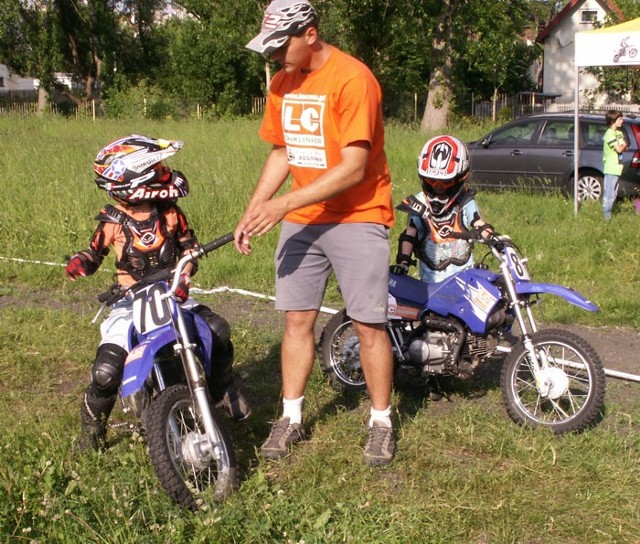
top-left (417, 135), bottom-right (471, 217)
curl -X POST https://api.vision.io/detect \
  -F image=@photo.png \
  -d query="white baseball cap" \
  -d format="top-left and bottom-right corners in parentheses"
top-left (246, 0), bottom-right (318, 54)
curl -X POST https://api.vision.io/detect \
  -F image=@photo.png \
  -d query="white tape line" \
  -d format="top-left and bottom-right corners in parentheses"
top-left (0, 255), bottom-right (112, 272)
top-left (0, 256), bottom-right (67, 267)
top-left (604, 368), bottom-right (640, 383)
top-left (3, 254), bottom-right (639, 382)
top-left (191, 286), bottom-right (339, 315)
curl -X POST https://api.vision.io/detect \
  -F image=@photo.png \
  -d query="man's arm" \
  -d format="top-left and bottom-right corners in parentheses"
top-left (238, 141), bottom-right (370, 242)
top-left (234, 145), bottom-right (291, 254)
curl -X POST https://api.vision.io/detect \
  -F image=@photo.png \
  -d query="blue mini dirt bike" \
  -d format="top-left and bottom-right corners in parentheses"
top-left (94, 233), bottom-right (237, 510)
top-left (320, 229), bottom-right (606, 434)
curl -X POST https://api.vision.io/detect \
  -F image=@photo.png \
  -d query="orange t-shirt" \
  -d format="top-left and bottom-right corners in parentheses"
top-left (259, 46), bottom-right (394, 227)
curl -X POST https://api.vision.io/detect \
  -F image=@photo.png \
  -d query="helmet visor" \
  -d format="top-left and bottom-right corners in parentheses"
top-left (420, 176), bottom-right (462, 199)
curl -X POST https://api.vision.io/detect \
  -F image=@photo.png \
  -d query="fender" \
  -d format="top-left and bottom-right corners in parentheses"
top-left (121, 312), bottom-right (214, 398)
top-left (515, 281), bottom-right (599, 312)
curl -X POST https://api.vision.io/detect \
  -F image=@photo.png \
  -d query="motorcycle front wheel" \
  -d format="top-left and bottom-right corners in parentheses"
top-left (146, 384), bottom-right (238, 510)
top-left (319, 309), bottom-right (367, 390)
top-left (501, 329), bottom-right (605, 434)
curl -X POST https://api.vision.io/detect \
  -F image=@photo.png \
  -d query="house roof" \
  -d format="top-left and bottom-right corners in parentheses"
top-left (536, 0), bottom-right (624, 43)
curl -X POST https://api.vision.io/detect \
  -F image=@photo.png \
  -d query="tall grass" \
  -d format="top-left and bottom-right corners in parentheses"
top-left (1, 117), bottom-right (640, 542)
top-left (1, 116), bottom-right (638, 326)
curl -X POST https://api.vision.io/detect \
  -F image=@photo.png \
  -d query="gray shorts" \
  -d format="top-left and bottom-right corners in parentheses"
top-left (274, 222), bottom-right (389, 324)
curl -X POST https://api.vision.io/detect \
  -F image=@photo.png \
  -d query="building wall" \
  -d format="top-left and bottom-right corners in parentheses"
top-left (542, 0), bottom-right (607, 106)
top-left (0, 64), bottom-right (38, 92)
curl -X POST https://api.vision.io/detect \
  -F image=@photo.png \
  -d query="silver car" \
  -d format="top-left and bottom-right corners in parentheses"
top-left (467, 112), bottom-right (640, 200)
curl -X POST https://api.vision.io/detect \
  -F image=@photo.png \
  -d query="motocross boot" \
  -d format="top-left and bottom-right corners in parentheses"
top-left (215, 381), bottom-right (252, 421)
top-left (203, 330), bottom-right (252, 421)
top-left (79, 389), bottom-right (115, 452)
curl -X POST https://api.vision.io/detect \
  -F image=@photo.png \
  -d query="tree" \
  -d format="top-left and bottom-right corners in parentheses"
top-left (151, 0), bottom-right (264, 114)
top-left (463, 0), bottom-right (539, 122)
top-left (0, 0), bottom-right (66, 112)
top-left (420, 0), bottom-right (455, 131)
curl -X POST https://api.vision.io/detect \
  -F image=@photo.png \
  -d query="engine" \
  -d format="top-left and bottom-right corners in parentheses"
top-left (399, 307), bottom-right (503, 377)
top-left (407, 331), bottom-right (451, 365)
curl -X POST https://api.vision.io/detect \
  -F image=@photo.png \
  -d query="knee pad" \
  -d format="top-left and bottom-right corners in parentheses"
top-left (192, 305), bottom-right (231, 347)
top-left (92, 343), bottom-right (127, 395)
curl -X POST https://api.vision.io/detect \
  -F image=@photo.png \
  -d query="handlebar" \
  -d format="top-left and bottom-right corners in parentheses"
top-left (200, 232), bottom-right (235, 255)
top-left (96, 232), bottom-right (235, 306)
top-left (450, 228), bottom-right (513, 247)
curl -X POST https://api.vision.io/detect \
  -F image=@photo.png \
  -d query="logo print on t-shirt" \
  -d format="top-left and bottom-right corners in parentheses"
top-left (282, 94), bottom-right (327, 169)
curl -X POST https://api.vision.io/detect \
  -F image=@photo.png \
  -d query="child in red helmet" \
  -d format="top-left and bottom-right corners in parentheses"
top-left (394, 134), bottom-right (494, 283)
top-left (66, 135), bottom-right (250, 451)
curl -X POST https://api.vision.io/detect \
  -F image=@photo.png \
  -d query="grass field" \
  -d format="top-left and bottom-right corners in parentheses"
top-left (1, 117), bottom-right (639, 543)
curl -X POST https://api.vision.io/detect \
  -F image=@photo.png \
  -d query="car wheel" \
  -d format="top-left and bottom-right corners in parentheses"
top-left (576, 171), bottom-right (603, 201)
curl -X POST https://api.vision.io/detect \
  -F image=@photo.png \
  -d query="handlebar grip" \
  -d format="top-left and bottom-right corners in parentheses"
top-left (142, 268), bottom-right (173, 283)
top-left (201, 232), bottom-right (235, 255)
top-left (97, 291), bottom-right (113, 303)
top-left (449, 231), bottom-right (479, 241)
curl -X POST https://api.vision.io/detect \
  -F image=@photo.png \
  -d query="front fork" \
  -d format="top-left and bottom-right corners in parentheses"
top-left (171, 303), bottom-right (225, 462)
top-left (502, 265), bottom-right (553, 397)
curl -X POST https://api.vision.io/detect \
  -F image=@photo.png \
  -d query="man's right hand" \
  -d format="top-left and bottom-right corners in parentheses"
top-left (233, 222), bottom-right (253, 255)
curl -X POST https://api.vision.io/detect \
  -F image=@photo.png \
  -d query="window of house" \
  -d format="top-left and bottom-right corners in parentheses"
top-left (0, 77), bottom-right (4, 88)
top-left (581, 10), bottom-right (598, 23)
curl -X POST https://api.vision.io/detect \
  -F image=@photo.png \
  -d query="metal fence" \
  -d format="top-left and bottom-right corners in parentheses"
top-left (1, 93), bottom-right (636, 121)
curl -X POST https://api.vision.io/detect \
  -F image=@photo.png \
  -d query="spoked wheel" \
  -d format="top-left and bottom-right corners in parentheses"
top-left (501, 329), bottom-right (605, 434)
top-left (319, 310), bottom-right (367, 390)
top-left (146, 384), bottom-right (238, 510)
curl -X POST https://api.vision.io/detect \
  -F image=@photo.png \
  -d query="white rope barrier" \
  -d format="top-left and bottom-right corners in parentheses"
top-left (2, 254), bottom-right (638, 382)
top-left (191, 286), bottom-right (339, 315)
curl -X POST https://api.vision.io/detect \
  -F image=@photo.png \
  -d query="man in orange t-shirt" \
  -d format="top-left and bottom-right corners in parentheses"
top-left (235, 0), bottom-right (395, 466)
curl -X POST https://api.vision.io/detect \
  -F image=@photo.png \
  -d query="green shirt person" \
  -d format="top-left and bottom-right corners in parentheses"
top-left (602, 110), bottom-right (628, 220)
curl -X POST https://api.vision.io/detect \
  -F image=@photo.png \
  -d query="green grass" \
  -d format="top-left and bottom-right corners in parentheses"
top-left (1, 117), bottom-right (640, 543)
top-left (2, 116), bottom-right (638, 325)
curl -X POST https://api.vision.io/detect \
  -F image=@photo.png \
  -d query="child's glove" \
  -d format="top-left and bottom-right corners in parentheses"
top-left (65, 252), bottom-right (97, 280)
top-left (389, 263), bottom-right (409, 276)
top-left (175, 273), bottom-right (190, 302)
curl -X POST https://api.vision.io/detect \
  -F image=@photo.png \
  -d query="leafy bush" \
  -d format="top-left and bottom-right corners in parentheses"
top-left (103, 80), bottom-right (179, 120)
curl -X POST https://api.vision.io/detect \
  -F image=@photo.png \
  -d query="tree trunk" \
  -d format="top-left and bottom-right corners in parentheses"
top-left (36, 85), bottom-right (48, 115)
top-left (419, 0), bottom-right (455, 133)
top-left (420, 63), bottom-right (452, 132)
top-left (492, 87), bottom-right (499, 123)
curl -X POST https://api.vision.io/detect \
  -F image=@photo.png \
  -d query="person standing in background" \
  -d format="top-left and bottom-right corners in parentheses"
top-left (602, 110), bottom-right (629, 220)
top-left (234, 0), bottom-right (396, 466)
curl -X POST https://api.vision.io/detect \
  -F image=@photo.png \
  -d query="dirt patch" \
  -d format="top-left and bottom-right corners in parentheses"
top-left (4, 285), bottom-right (640, 411)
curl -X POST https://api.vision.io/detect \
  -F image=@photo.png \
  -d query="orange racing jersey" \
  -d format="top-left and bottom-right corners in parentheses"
top-left (259, 46), bottom-right (394, 227)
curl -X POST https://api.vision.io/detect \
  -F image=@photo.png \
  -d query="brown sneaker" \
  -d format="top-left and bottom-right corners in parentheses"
top-left (216, 383), bottom-right (252, 421)
top-left (363, 421), bottom-right (395, 466)
top-left (260, 417), bottom-right (306, 460)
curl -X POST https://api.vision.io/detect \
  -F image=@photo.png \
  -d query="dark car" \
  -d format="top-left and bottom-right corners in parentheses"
top-left (467, 112), bottom-right (640, 200)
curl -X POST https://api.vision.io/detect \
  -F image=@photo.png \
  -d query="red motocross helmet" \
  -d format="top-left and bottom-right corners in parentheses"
top-left (93, 135), bottom-right (188, 204)
top-left (417, 135), bottom-right (470, 217)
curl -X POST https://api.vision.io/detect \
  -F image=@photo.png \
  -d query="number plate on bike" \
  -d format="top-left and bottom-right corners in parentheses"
top-left (132, 284), bottom-right (173, 335)
top-left (505, 247), bottom-right (530, 281)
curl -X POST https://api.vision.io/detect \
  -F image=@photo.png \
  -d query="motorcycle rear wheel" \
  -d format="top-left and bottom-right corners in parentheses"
top-left (319, 309), bottom-right (367, 390)
top-left (146, 383), bottom-right (238, 510)
top-left (501, 329), bottom-right (605, 434)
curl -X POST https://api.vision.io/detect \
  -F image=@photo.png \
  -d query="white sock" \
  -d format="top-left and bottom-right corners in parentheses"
top-left (369, 406), bottom-right (392, 428)
top-left (282, 396), bottom-right (304, 425)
